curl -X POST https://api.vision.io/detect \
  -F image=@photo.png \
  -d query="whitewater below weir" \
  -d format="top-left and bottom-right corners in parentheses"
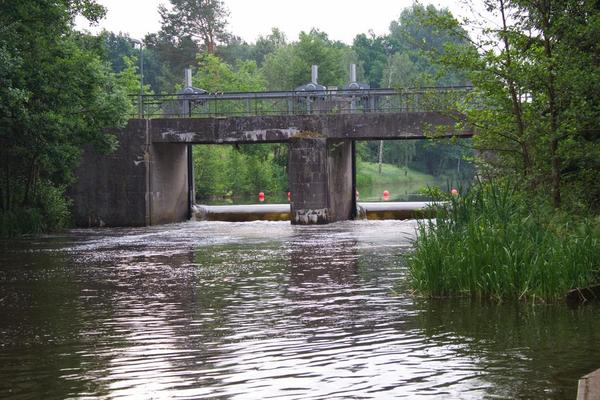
top-left (0, 219), bottom-right (598, 399)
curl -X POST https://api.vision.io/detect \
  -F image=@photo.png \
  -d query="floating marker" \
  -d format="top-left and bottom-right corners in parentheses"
top-left (258, 192), bottom-right (265, 202)
top-left (451, 188), bottom-right (459, 196)
top-left (383, 190), bottom-right (390, 201)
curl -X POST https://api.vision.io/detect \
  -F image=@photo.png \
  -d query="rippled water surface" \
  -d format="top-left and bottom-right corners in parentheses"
top-left (0, 220), bottom-right (599, 399)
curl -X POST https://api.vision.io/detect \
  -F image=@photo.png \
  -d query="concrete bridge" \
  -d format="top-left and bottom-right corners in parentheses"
top-left (70, 86), bottom-right (473, 227)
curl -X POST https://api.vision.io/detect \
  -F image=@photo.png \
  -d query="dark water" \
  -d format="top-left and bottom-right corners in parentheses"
top-left (0, 220), bottom-right (598, 399)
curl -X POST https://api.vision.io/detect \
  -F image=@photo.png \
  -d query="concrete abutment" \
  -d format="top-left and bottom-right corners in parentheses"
top-left (70, 120), bottom-right (190, 227)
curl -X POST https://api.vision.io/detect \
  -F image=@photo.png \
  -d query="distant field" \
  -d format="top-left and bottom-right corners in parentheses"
top-left (357, 162), bottom-right (451, 201)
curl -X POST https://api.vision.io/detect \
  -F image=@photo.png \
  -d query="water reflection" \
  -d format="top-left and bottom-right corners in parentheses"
top-left (0, 221), bottom-right (598, 399)
top-left (411, 299), bottom-right (600, 399)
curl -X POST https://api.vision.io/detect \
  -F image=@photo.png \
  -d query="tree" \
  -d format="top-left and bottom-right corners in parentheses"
top-left (352, 32), bottom-right (388, 88)
top-left (0, 0), bottom-right (131, 234)
top-left (158, 0), bottom-right (229, 54)
top-left (261, 30), bottom-right (349, 91)
top-left (423, 0), bottom-right (600, 210)
top-left (253, 28), bottom-right (287, 66)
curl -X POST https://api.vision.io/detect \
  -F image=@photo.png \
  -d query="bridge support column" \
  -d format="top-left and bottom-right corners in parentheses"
top-left (288, 138), bottom-right (355, 225)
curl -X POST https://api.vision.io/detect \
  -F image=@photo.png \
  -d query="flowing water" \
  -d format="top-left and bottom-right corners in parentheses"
top-left (0, 220), bottom-right (598, 399)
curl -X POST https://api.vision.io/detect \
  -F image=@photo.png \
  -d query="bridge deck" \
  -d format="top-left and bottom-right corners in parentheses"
top-left (143, 112), bottom-right (472, 144)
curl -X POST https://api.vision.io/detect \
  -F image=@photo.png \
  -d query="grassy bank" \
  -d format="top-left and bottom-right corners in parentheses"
top-left (357, 162), bottom-right (453, 200)
top-left (357, 162), bottom-right (444, 186)
top-left (408, 183), bottom-right (600, 302)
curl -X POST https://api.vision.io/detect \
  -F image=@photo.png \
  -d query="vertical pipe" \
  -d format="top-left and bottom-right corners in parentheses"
top-left (311, 65), bottom-right (318, 84)
top-left (349, 64), bottom-right (357, 82)
top-left (185, 68), bottom-right (192, 87)
top-left (139, 41), bottom-right (144, 118)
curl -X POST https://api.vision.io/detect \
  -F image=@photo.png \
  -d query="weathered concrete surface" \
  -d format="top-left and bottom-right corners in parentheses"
top-left (578, 368), bottom-right (600, 400)
top-left (70, 120), bottom-right (149, 227)
top-left (70, 120), bottom-right (190, 227)
top-left (327, 140), bottom-right (354, 222)
top-left (288, 138), bottom-right (329, 224)
top-left (288, 138), bottom-right (354, 224)
top-left (148, 112), bottom-right (472, 144)
top-left (149, 143), bottom-right (189, 225)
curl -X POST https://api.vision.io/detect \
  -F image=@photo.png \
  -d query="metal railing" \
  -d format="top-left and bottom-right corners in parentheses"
top-left (130, 86), bottom-right (473, 119)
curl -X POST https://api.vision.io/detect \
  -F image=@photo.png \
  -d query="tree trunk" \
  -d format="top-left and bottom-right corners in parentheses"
top-left (378, 140), bottom-right (384, 175)
top-left (550, 138), bottom-right (561, 208)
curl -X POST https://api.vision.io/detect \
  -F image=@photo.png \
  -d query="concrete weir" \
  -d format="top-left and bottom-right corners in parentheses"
top-left (192, 202), bottom-right (433, 222)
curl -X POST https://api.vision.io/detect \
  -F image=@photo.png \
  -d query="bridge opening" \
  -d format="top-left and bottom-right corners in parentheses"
top-left (355, 138), bottom-right (475, 202)
top-left (192, 143), bottom-right (288, 205)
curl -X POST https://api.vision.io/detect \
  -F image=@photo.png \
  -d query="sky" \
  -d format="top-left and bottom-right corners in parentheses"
top-left (75, 0), bottom-right (478, 44)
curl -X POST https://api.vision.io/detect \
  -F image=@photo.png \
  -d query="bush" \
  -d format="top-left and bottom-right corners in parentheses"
top-left (0, 182), bottom-right (71, 237)
top-left (408, 182), bottom-right (600, 302)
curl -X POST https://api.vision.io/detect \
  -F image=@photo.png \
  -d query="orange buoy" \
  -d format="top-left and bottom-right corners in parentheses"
top-left (383, 190), bottom-right (390, 201)
top-left (258, 192), bottom-right (265, 202)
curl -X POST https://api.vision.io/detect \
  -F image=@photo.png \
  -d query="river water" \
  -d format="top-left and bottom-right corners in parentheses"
top-left (0, 220), bottom-right (598, 399)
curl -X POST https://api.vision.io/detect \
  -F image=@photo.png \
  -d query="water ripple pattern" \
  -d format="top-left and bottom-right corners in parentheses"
top-left (0, 220), bottom-right (598, 399)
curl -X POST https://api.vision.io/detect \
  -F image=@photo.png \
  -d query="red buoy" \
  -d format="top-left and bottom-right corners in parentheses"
top-left (383, 190), bottom-right (390, 201)
top-left (258, 192), bottom-right (265, 202)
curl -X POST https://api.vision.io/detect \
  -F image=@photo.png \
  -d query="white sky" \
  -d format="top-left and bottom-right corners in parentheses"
top-left (76, 0), bottom-right (480, 44)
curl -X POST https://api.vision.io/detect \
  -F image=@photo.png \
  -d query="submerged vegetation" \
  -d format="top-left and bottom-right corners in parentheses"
top-left (409, 183), bottom-right (600, 302)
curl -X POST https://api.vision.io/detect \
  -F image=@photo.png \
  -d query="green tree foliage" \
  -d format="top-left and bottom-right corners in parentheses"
top-left (0, 0), bottom-right (130, 235)
top-left (158, 0), bottom-right (229, 54)
top-left (421, 0), bottom-right (600, 211)
top-left (193, 53), bottom-right (266, 92)
top-left (144, 32), bottom-right (199, 92)
top-left (352, 32), bottom-right (388, 88)
top-left (262, 30), bottom-right (349, 90)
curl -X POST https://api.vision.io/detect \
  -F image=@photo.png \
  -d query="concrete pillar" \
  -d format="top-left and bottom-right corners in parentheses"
top-left (288, 137), bottom-right (355, 224)
top-left (70, 120), bottom-right (190, 227)
top-left (149, 143), bottom-right (189, 225)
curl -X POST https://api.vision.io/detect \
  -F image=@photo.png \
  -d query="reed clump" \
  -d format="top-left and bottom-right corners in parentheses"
top-left (408, 183), bottom-right (600, 302)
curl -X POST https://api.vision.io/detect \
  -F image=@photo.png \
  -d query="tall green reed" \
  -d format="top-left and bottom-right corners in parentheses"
top-left (408, 182), bottom-right (600, 302)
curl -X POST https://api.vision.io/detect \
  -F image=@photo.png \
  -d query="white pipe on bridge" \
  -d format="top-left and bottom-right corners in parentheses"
top-left (311, 65), bottom-right (319, 84)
